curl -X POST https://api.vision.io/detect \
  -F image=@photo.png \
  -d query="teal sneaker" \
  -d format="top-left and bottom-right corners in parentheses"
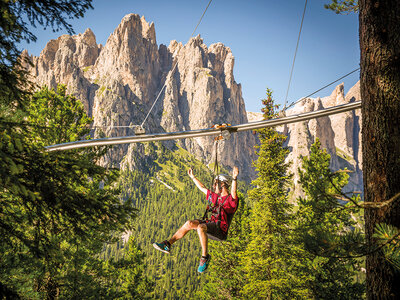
top-left (197, 254), bottom-right (211, 273)
top-left (153, 240), bottom-right (171, 254)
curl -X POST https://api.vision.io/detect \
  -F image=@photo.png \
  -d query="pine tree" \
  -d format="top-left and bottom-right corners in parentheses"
top-left (97, 236), bottom-right (155, 299)
top-left (0, 2), bottom-right (96, 294)
top-left (325, 1), bottom-right (400, 296)
top-left (295, 139), bottom-right (364, 299)
top-left (0, 85), bottom-right (136, 298)
top-left (241, 89), bottom-right (307, 299)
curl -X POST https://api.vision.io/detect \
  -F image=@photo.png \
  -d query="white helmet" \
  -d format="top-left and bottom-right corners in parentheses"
top-left (214, 174), bottom-right (231, 185)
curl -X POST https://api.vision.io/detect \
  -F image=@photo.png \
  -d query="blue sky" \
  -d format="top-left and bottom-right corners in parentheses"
top-left (20, 0), bottom-right (360, 113)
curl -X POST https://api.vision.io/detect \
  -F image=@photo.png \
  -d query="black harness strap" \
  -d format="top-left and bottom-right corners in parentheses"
top-left (207, 194), bottom-right (231, 242)
top-left (203, 192), bottom-right (230, 225)
top-left (211, 195), bottom-right (228, 220)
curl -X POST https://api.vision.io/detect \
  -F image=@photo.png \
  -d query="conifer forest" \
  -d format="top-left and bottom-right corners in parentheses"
top-left (1, 0), bottom-right (400, 299)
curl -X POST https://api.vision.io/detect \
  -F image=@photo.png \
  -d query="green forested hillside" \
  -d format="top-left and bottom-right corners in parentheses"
top-left (118, 142), bottom-right (235, 299)
top-left (114, 130), bottom-right (365, 299)
top-left (0, 83), bottom-right (368, 299)
top-left (0, 85), bottom-right (154, 298)
top-left (199, 91), bottom-right (365, 299)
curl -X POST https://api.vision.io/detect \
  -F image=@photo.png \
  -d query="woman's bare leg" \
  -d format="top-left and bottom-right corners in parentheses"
top-left (169, 220), bottom-right (200, 245)
top-left (197, 223), bottom-right (208, 257)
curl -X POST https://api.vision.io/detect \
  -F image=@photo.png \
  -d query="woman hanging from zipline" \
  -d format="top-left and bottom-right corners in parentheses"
top-left (153, 166), bottom-right (239, 273)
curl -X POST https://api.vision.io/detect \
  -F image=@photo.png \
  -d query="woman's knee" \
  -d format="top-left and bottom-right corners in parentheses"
top-left (197, 223), bottom-right (207, 233)
top-left (184, 220), bottom-right (198, 230)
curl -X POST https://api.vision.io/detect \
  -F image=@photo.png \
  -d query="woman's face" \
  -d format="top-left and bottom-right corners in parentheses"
top-left (213, 180), bottom-right (227, 193)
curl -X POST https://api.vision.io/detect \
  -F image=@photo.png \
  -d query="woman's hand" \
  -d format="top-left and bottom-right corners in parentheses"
top-left (187, 168), bottom-right (195, 179)
top-left (232, 166), bottom-right (239, 180)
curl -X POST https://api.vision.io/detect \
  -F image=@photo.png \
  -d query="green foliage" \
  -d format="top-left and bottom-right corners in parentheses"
top-left (118, 237), bottom-right (155, 298)
top-left (241, 90), bottom-right (307, 299)
top-left (373, 223), bottom-right (400, 270)
top-left (261, 88), bottom-right (280, 120)
top-left (295, 139), bottom-right (364, 299)
top-left (299, 141), bottom-right (348, 204)
top-left (324, 0), bottom-right (359, 14)
top-left (0, 107), bottom-right (29, 200)
top-left (0, 85), bottom-right (141, 298)
top-left (27, 85), bottom-right (92, 145)
top-left (95, 236), bottom-right (155, 299)
top-left (0, 0), bottom-right (93, 106)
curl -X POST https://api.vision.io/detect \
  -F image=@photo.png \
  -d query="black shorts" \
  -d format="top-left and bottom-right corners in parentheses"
top-left (197, 220), bottom-right (227, 241)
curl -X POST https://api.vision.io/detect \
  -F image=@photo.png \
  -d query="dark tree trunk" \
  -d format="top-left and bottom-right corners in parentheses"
top-left (360, 0), bottom-right (400, 299)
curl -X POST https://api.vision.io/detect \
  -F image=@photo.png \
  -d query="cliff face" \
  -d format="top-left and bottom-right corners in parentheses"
top-left (26, 14), bottom-right (257, 180)
top-left (25, 13), bottom-right (362, 188)
top-left (30, 28), bottom-right (101, 113)
top-left (246, 80), bottom-right (362, 196)
top-left (274, 82), bottom-right (362, 198)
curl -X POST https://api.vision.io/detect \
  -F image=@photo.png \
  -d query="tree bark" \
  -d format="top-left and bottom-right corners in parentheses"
top-left (360, 0), bottom-right (400, 299)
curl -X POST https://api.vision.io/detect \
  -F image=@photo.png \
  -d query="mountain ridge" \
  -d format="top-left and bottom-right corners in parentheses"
top-left (24, 13), bottom-right (362, 194)
top-left (24, 13), bottom-right (257, 181)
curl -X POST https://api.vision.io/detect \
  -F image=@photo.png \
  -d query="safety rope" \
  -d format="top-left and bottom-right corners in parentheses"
top-left (284, 0), bottom-right (308, 109)
top-left (140, 0), bottom-right (213, 129)
top-left (203, 133), bottom-right (222, 220)
top-left (209, 124), bottom-right (232, 191)
top-left (212, 137), bottom-right (220, 187)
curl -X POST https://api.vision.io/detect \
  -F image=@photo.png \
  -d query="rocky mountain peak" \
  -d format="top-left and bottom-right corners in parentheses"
top-left (345, 80), bottom-right (361, 102)
top-left (25, 13), bottom-right (257, 181)
top-left (249, 81), bottom-right (363, 198)
top-left (117, 14), bottom-right (156, 43)
top-left (140, 15), bottom-right (156, 42)
top-left (209, 43), bottom-right (234, 79)
top-left (82, 28), bottom-right (96, 43)
top-left (93, 13), bottom-right (160, 105)
top-left (27, 26), bottom-right (101, 113)
top-left (325, 82), bottom-right (346, 107)
top-left (284, 82), bottom-right (362, 198)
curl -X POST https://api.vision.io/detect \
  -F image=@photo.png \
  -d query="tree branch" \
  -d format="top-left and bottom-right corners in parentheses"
top-left (313, 231), bottom-right (400, 259)
top-left (327, 173), bottom-right (400, 209)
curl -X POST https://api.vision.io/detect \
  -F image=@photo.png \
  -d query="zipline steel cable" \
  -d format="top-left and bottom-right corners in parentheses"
top-left (92, 67), bottom-right (360, 130)
top-left (93, 0), bottom-right (357, 131)
top-left (44, 0), bottom-right (363, 152)
top-left (139, 0), bottom-right (213, 128)
top-left (46, 100), bottom-right (361, 152)
top-left (283, 0), bottom-right (308, 109)
top-left (284, 67), bottom-right (360, 111)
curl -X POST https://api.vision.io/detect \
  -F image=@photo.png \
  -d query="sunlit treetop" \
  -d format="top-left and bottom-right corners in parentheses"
top-left (324, 0), bottom-right (359, 14)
